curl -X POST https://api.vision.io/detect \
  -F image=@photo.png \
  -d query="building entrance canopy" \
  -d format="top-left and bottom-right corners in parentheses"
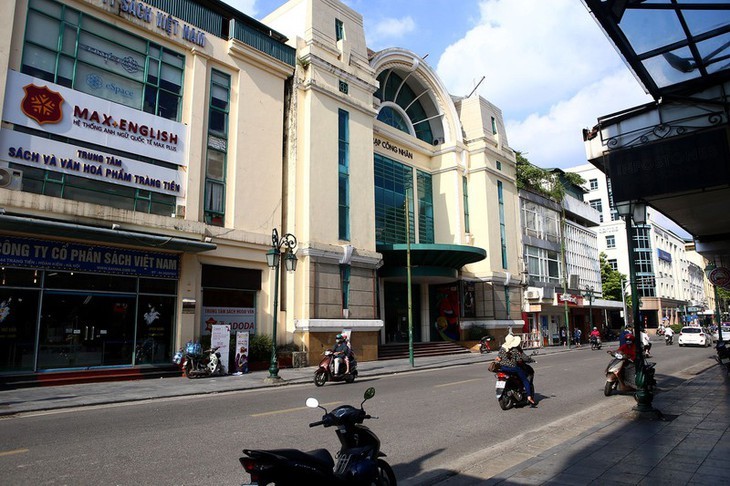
top-left (582, 0), bottom-right (730, 263)
top-left (378, 243), bottom-right (486, 283)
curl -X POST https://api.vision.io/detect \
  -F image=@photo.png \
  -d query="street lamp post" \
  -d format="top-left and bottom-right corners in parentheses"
top-left (584, 285), bottom-right (595, 331)
top-left (615, 200), bottom-right (656, 413)
top-left (265, 228), bottom-right (298, 383)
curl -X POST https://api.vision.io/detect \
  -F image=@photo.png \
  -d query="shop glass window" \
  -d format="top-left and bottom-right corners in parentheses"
top-left (135, 295), bottom-right (176, 364)
top-left (22, 0), bottom-right (184, 121)
top-left (45, 271), bottom-right (137, 292)
top-left (0, 288), bottom-right (42, 373)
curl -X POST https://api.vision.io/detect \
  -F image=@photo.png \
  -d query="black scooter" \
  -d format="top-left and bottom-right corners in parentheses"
top-left (590, 335), bottom-right (602, 350)
top-left (240, 387), bottom-right (396, 485)
top-left (493, 359), bottom-right (536, 410)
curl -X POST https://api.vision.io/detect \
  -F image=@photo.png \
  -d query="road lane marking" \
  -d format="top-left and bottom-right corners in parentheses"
top-left (434, 378), bottom-right (482, 388)
top-left (250, 401), bottom-right (340, 417)
top-left (0, 448), bottom-right (29, 457)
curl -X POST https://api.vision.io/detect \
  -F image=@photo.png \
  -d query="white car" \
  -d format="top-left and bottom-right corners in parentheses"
top-left (711, 326), bottom-right (730, 343)
top-left (678, 327), bottom-right (712, 347)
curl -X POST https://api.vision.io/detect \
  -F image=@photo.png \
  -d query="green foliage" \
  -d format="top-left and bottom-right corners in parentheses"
top-left (600, 252), bottom-right (628, 304)
top-left (249, 333), bottom-right (273, 362)
top-left (515, 152), bottom-right (585, 203)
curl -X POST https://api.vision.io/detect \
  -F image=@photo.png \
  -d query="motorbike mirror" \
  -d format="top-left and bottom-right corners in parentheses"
top-left (364, 387), bottom-right (375, 400)
top-left (305, 398), bottom-right (319, 409)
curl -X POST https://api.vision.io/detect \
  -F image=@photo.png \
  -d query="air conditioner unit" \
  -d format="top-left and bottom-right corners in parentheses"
top-left (525, 290), bottom-right (540, 299)
top-left (569, 274), bottom-right (580, 290)
top-left (0, 168), bottom-right (22, 191)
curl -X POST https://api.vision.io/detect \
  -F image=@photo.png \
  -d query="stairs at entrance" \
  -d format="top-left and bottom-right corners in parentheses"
top-left (377, 341), bottom-right (473, 360)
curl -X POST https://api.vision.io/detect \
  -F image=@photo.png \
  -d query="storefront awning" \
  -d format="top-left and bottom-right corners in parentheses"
top-left (377, 243), bottom-right (486, 282)
top-left (0, 214), bottom-right (216, 253)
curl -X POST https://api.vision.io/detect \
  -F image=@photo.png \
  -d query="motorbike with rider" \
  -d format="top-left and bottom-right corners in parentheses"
top-left (492, 334), bottom-right (537, 409)
top-left (589, 327), bottom-right (602, 350)
top-left (314, 333), bottom-right (358, 386)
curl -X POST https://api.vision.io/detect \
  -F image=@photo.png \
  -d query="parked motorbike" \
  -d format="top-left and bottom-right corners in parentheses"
top-left (665, 333), bottom-right (674, 345)
top-left (590, 336), bottom-right (602, 350)
top-left (492, 360), bottom-right (536, 410)
top-left (314, 349), bottom-right (358, 386)
top-left (479, 336), bottom-right (493, 354)
top-left (604, 350), bottom-right (656, 396)
top-left (173, 342), bottom-right (224, 379)
top-left (240, 387), bottom-right (396, 485)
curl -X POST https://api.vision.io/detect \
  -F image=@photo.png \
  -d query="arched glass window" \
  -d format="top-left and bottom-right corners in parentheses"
top-left (377, 106), bottom-right (410, 133)
top-left (375, 70), bottom-right (435, 144)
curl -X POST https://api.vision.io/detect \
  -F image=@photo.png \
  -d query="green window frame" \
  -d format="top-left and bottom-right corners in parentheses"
top-left (340, 264), bottom-right (351, 311)
top-left (335, 19), bottom-right (345, 42)
top-left (339, 109), bottom-right (350, 241)
top-left (204, 69), bottom-right (230, 226)
top-left (21, 0), bottom-right (184, 121)
top-left (462, 176), bottom-right (470, 234)
top-left (417, 170), bottom-right (434, 244)
top-left (374, 154), bottom-right (414, 245)
top-left (491, 116), bottom-right (498, 135)
top-left (498, 180), bottom-right (508, 269)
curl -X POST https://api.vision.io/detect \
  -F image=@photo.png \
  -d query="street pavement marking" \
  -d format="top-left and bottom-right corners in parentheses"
top-left (0, 448), bottom-right (29, 457)
top-left (434, 378), bottom-right (481, 388)
top-left (250, 401), bottom-right (340, 417)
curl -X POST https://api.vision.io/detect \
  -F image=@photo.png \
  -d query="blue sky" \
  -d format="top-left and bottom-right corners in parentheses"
top-left (224, 1), bottom-right (653, 171)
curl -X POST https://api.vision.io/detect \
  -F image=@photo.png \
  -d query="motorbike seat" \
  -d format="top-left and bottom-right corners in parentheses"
top-left (262, 448), bottom-right (335, 469)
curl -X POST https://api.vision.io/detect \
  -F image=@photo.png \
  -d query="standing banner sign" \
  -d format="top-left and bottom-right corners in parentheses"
top-left (211, 324), bottom-right (231, 374)
top-left (235, 332), bottom-right (250, 375)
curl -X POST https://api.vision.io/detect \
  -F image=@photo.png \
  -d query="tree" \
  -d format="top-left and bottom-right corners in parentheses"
top-left (600, 252), bottom-right (630, 308)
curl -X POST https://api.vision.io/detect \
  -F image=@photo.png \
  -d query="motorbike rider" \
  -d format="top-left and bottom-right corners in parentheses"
top-left (664, 326), bottom-right (674, 343)
top-left (641, 331), bottom-right (652, 357)
top-left (495, 334), bottom-right (537, 407)
top-left (332, 334), bottom-right (351, 375)
top-left (589, 327), bottom-right (601, 345)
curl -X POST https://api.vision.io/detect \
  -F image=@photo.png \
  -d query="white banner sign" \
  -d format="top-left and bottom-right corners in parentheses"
top-left (2, 71), bottom-right (187, 165)
top-left (0, 131), bottom-right (184, 197)
top-left (202, 307), bottom-right (256, 336)
top-left (235, 331), bottom-right (250, 374)
top-left (211, 324), bottom-right (231, 374)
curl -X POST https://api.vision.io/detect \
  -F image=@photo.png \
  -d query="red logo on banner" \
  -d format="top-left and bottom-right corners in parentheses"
top-left (21, 84), bottom-right (64, 125)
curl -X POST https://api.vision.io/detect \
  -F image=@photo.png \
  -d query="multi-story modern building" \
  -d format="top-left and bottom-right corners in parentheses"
top-left (0, 0), bottom-right (524, 382)
top-left (568, 164), bottom-right (714, 328)
top-left (519, 172), bottom-right (621, 347)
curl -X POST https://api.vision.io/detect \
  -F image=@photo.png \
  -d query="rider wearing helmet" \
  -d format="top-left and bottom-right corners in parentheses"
top-left (332, 334), bottom-right (351, 374)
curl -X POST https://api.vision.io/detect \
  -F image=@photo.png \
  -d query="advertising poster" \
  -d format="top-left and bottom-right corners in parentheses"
top-left (234, 331), bottom-right (250, 375)
top-left (211, 324), bottom-right (231, 374)
top-left (201, 307), bottom-right (255, 336)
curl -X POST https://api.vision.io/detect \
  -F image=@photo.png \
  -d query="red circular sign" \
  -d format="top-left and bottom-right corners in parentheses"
top-left (709, 267), bottom-right (730, 287)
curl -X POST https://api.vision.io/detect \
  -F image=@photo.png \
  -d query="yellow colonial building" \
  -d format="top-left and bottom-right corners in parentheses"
top-left (0, 0), bottom-right (523, 383)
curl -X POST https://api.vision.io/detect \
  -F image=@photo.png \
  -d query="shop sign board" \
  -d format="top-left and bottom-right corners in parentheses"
top-left (3, 71), bottom-right (187, 166)
top-left (202, 307), bottom-right (256, 336)
top-left (0, 235), bottom-right (179, 278)
top-left (0, 130), bottom-right (184, 197)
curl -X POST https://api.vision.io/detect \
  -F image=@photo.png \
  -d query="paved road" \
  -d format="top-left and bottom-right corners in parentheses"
top-left (0, 339), bottom-right (714, 485)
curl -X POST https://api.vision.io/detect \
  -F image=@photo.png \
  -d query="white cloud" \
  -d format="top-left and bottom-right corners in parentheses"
top-left (506, 71), bottom-right (651, 168)
top-left (367, 16), bottom-right (416, 49)
top-left (434, 0), bottom-right (653, 167)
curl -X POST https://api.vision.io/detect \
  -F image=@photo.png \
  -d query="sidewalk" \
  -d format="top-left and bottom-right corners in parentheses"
top-left (1, 343), bottom-right (727, 486)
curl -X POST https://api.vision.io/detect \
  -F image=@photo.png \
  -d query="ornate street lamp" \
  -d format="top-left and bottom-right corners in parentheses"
top-left (615, 200), bottom-right (656, 413)
top-left (265, 228), bottom-right (297, 382)
top-left (584, 285), bottom-right (595, 331)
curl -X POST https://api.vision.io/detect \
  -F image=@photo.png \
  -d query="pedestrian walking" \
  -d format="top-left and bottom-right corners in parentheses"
top-left (560, 326), bottom-right (567, 347)
top-left (574, 327), bottom-right (582, 347)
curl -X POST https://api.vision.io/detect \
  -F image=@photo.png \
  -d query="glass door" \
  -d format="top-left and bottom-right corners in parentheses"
top-left (38, 292), bottom-right (136, 370)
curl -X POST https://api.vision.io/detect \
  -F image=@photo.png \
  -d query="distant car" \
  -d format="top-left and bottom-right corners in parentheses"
top-left (678, 327), bottom-right (712, 347)
top-left (711, 326), bottom-right (730, 343)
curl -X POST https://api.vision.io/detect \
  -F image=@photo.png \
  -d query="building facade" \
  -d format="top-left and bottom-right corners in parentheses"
top-left (0, 0), bottom-right (524, 380)
top-left (519, 181), bottom-right (620, 347)
top-left (0, 0), bottom-right (295, 378)
top-left (567, 164), bottom-right (714, 328)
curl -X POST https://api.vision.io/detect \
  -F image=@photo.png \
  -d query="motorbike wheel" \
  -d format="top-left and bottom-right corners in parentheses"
top-left (183, 361), bottom-right (194, 379)
top-left (345, 373), bottom-right (355, 383)
top-left (604, 380), bottom-right (615, 396)
top-left (374, 459), bottom-right (397, 486)
top-left (314, 370), bottom-right (327, 387)
top-left (498, 394), bottom-right (513, 410)
top-left (480, 345), bottom-right (489, 354)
